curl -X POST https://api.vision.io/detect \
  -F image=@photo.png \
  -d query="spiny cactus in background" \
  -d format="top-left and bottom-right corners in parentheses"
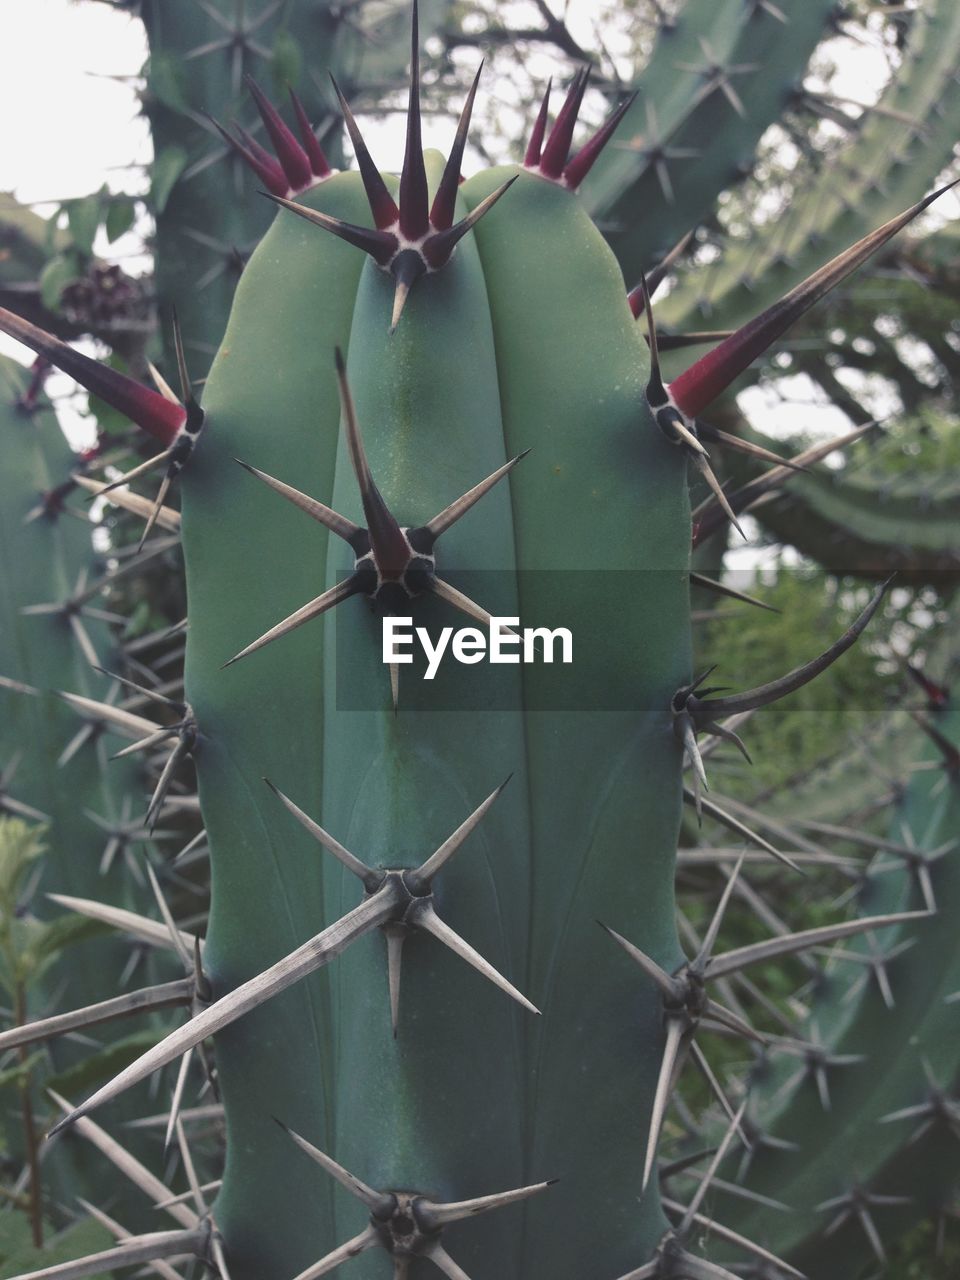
top-left (0, 351), bottom-right (152, 984)
top-left (0, 2), bottom-right (958, 1278)
top-left (721, 676), bottom-right (960, 1279)
top-left (580, 0), bottom-right (841, 274)
top-left (657, 0), bottom-right (960, 334)
top-left (0, 352), bottom-right (203, 1241)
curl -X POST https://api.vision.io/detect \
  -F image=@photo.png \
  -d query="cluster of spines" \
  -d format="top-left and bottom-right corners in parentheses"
top-left (210, 76), bottom-right (332, 200)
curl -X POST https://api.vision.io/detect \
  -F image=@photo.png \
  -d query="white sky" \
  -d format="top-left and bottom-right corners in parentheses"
top-left (0, 2), bottom-right (150, 203)
top-left (0, 1), bottom-right (150, 439)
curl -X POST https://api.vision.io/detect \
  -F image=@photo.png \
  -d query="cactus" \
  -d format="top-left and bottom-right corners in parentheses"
top-left (0, 352), bottom-right (198, 1240)
top-left (0, 352), bottom-right (149, 987)
top-left (657, 0), bottom-right (960, 334)
top-left (724, 689), bottom-right (960, 1278)
top-left (138, 0), bottom-right (458, 372)
top-left (1, 3), bottom-right (959, 1278)
top-left (580, 0), bottom-right (841, 278)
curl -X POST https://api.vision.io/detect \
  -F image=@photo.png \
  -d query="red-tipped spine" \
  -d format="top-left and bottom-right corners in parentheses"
top-left (423, 175), bottom-right (517, 270)
top-left (236, 125), bottom-right (286, 179)
top-left (525, 79), bottom-right (553, 167)
top-left (912, 711), bottom-right (960, 775)
top-left (245, 75), bottom-right (312, 192)
top-left (399, 0), bottom-right (430, 240)
top-left (431, 63), bottom-right (483, 232)
top-left (670, 178), bottom-right (960, 418)
top-left (0, 307), bottom-right (185, 446)
top-left (17, 356), bottom-right (51, 412)
top-left (289, 87), bottom-right (331, 178)
top-left (563, 91), bottom-right (637, 190)
top-left (907, 664), bottom-right (950, 710)
top-left (331, 76), bottom-right (400, 230)
top-left (539, 68), bottom-right (589, 179)
top-left (211, 117), bottom-right (288, 197)
top-left (334, 348), bottom-right (410, 576)
top-left (263, 193), bottom-right (398, 267)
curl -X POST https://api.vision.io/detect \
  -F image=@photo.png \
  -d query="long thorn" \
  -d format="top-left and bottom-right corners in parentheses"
top-left (424, 1243), bottom-right (472, 1280)
top-left (411, 901), bottom-right (539, 1014)
top-left (232, 462), bottom-right (360, 543)
top-left (263, 778), bottom-right (378, 889)
top-left (410, 778), bottom-right (511, 888)
top-left (334, 348), bottom-right (409, 572)
top-left (223, 576), bottom-right (360, 667)
top-left (693, 422), bottom-right (877, 545)
top-left (264, 192), bottom-right (396, 264)
top-left (421, 453), bottom-right (528, 544)
top-left (164, 1048), bottom-right (194, 1153)
top-left (426, 1179), bottom-right (553, 1226)
top-left (430, 577), bottom-right (518, 637)
top-left (564, 91), bottom-right (638, 189)
top-left (540, 68), bottom-right (589, 179)
top-left (146, 860), bottom-right (194, 967)
top-left (693, 453), bottom-right (745, 539)
top-left (0, 980), bottom-right (193, 1053)
top-left (46, 894), bottom-right (201, 957)
top-left (695, 853), bottom-right (746, 968)
top-left (709, 911), bottom-right (931, 980)
top-left (0, 308), bottom-right (185, 445)
top-left (47, 889), bottom-right (401, 1134)
top-left (696, 580), bottom-right (890, 720)
top-left (386, 928), bottom-right (404, 1036)
top-left (643, 1016), bottom-right (687, 1192)
top-left (696, 423), bottom-right (808, 471)
top-left (670, 178), bottom-right (960, 417)
top-left (599, 922), bottom-right (682, 1002)
top-left (330, 75), bottom-right (398, 228)
top-left (88, 450), bottom-right (172, 495)
top-left (2, 1230), bottom-right (207, 1280)
top-left (245, 74), bottom-right (311, 191)
top-left (399, 0), bottom-right (429, 240)
top-left (276, 1119), bottom-right (394, 1213)
top-left (525, 79), bottom-right (552, 167)
top-left (642, 227), bottom-right (696, 301)
top-left (74, 1201), bottom-right (184, 1280)
top-left (431, 63), bottom-right (483, 230)
top-left (689, 572), bottom-right (779, 614)
top-left (46, 1091), bottom-right (198, 1228)
top-left (423, 177), bottom-right (518, 268)
top-left (679, 1100), bottom-right (748, 1233)
top-left (290, 1228), bottom-right (380, 1280)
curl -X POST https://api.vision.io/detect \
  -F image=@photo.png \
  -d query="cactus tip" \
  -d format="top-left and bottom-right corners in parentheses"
top-left (525, 77), bottom-right (553, 167)
top-left (563, 90), bottom-right (638, 190)
top-left (288, 86), bottom-right (332, 178)
top-left (539, 67), bottom-right (590, 180)
top-left (244, 73), bottom-right (313, 192)
top-left (209, 113), bottom-right (288, 198)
